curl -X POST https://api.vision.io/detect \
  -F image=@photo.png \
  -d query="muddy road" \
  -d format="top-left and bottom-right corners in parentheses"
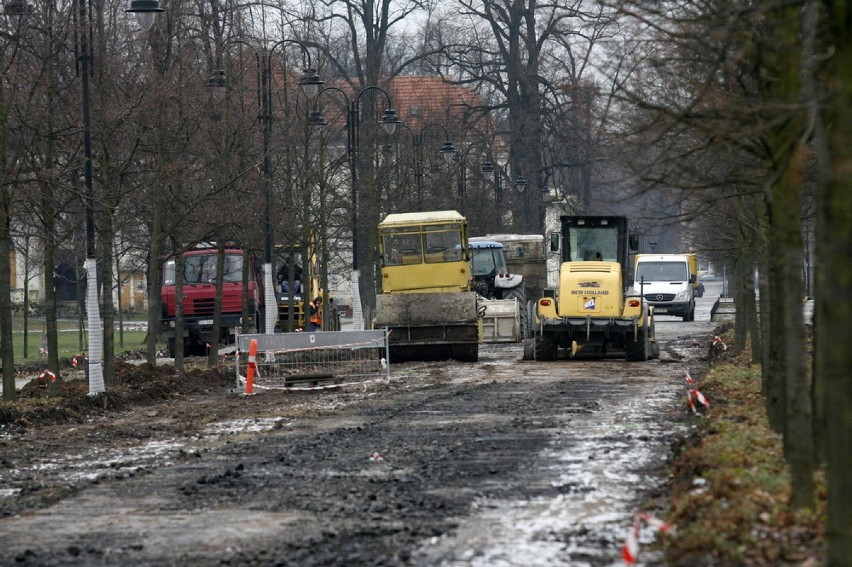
top-left (0, 296), bottom-right (720, 566)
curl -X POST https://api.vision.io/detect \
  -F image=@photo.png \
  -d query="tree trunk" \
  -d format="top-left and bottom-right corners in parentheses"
top-left (208, 243), bottom-right (225, 368)
top-left (146, 193), bottom-right (164, 367)
top-left (775, 146), bottom-right (813, 510)
top-left (99, 207), bottom-right (115, 387)
top-left (0, 77), bottom-right (14, 401)
top-left (817, 0), bottom-right (852, 559)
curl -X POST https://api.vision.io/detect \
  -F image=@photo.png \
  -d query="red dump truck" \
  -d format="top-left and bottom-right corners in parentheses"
top-left (159, 245), bottom-right (260, 357)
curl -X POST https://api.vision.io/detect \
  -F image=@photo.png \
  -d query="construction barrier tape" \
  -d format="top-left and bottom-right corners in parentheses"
top-left (687, 388), bottom-right (710, 415)
top-left (38, 370), bottom-right (57, 382)
top-left (621, 512), bottom-right (675, 564)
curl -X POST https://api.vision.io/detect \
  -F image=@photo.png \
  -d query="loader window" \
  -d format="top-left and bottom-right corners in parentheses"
top-left (383, 232), bottom-right (422, 266)
top-left (424, 225), bottom-right (463, 263)
top-left (471, 247), bottom-right (507, 275)
top-left (569, 227), bottom-right (618, 262)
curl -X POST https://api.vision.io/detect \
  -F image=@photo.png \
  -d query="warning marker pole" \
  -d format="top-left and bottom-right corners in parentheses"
top-left (245, 339), bottom-right (258, 395)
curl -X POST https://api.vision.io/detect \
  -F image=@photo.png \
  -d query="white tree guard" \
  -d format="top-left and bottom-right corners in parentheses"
top-left (263, 262), bottom-right (277, 334)
top-left (263, 262), bottom-right (278, 362)
top-left (351, 269), bottom-right (363, 331)
top-left (85, 258), bottom-right (105, 395)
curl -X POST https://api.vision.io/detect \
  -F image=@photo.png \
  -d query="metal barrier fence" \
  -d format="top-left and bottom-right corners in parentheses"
top-left (235, 330), bottom-right (390, 392)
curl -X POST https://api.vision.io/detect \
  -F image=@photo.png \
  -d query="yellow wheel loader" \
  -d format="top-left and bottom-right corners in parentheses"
top-left (374, 211), bottom-right (481, 362)
top-left (524, 215), bottom-right (659, 361)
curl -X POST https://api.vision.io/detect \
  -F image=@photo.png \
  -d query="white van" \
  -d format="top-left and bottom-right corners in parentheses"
top-left (632, 254), bottom-right (696, 321)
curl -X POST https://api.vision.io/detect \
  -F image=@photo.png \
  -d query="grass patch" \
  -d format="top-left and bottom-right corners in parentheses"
top-left (13, 329), bottom-right (154, 364)
top-left (10, 317), bottom-right (160, 364)
top-left (664, 361), bottom-right (825, 565)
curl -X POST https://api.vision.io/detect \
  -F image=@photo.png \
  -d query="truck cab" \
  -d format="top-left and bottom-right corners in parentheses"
top-left (632, 254), bottom-right (696, 321)
top-left (160, 246), bottom-right (259, 357)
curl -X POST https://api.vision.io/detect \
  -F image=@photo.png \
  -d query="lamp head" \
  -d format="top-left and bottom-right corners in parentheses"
top-left (126, 0), bottom-right (164, 31)
top-left (380, 108), bottom-right (401, 134)
top-left (308, 110), bottom-right (327, 128)
top-left (204, 70), bottom-right (226, 102)
top-left (299, 68), bottom-right (324, 98)
top-left (439, 140), bottom-right (456, 163)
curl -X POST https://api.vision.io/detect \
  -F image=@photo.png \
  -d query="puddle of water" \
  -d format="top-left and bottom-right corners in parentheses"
top-left (416, 379), bottom-right (685, 566)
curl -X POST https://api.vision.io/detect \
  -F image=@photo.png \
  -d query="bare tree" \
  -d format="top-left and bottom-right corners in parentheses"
top-left (611, 0), bottom-right (819, 509)
top-left (814, 0), bottom-right (852, 561)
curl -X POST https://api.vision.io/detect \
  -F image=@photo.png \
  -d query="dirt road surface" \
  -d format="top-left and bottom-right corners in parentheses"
top-left (0, 293), bottom-right (721, 566)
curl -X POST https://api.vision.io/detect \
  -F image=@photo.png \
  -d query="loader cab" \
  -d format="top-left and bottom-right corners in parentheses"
top-left (560, 216), bottom-right (628, 265)
top-left (378, 210), bottom-right (470, 294)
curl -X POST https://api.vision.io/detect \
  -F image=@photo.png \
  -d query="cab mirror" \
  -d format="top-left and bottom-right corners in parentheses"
top-left (628, 235), bottom-right (639, 252)
top-left (549, 232), bottom-right (560, 253)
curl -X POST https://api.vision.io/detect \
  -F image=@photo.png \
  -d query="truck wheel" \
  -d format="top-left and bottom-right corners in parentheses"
top-left (167, 338), bottom-right (177, 358)
top-left (503, 286), bottom-right (528, 340)
top-left (450, 344), bottom-right (479, 362)
top-left (533, 335), bottom-right (557, 361)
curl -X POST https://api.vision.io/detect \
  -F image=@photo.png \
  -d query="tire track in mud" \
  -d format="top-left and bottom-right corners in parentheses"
top-left (0, 338), bottom-right (710, 566)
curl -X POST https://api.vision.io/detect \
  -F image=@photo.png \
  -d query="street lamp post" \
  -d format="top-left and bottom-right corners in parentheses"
top-left (480, 160), bottom-right (527, 232)
top-left (410, 123), bottom-right (456, 212)
top-left (4, 0), bottom-right (146, 394)
top-left (129, 2), bottom-right (322, 335)
top-left (309, 86), bottom-right (400, 330)
top-left (454, 142), bottom-right (494, 216)
top-left (205, 41), bottom-right (322, 334)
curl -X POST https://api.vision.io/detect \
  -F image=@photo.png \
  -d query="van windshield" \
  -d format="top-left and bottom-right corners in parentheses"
top-left (635, 261), bottom-right (688, 282)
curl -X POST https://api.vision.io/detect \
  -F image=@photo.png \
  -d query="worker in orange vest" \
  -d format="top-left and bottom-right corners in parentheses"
top-left (309, 297), bottom-right (323, 331)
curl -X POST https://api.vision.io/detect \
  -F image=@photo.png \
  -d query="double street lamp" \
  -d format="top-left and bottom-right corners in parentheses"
top-left (480, 159), bottom-right (527, 231)
top-left (205, 44), bottom-right (320, 337)
top-left (407, 123), bottom-right (456, 212)
top-left (205, 41), bottom-right (322, 334)
top-left (308, 86), bottom-right (400, 330)
top-left (128, 2), bottom-right (323, 335)
top-left (206, 41), bottom-right (322, 267)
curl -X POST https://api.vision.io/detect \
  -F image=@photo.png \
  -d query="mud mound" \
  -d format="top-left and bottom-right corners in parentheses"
top-left (1, 362), bottom-right (232, 431)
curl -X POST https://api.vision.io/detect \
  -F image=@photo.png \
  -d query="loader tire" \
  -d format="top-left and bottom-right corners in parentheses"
top-left (533, 335), bottom-right (557, 361)
top-left (522, 339), bottom-right (535, 360)
top-left (626, 328), bottom-right (650, 361)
